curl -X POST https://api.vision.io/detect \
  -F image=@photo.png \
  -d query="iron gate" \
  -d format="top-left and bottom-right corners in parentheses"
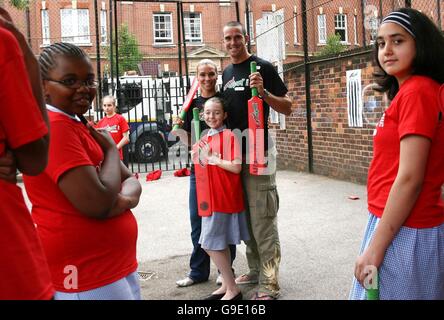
top-left (107, 0), bottom-right (239, 173)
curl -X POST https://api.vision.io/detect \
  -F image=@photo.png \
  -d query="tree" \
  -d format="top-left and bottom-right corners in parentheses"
top-left (319, 33), bottom-right (345, 57)
top-left (106, 24), bottom-right (143, 77)
top-left (8, 0), bottom-right (30, 10)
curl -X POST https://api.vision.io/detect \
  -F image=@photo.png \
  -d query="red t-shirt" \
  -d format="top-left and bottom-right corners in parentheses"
top-left (368, 75), bottom-right (444, 228)
top-left (23, 111), bottom-right (138, 292)
top-left (96, 114), bottom-right (129, 159)
top-left (0, 28), bottom-right (54, 300)
top-left (204, 129), bottom-right (245, 213)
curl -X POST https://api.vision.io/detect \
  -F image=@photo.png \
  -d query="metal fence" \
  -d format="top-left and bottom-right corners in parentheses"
top-left (245, 0), bottom-right (442, 68)
top-left (112, 0), bottom-right (240, 172)
top-left (2, 0), bottom-right (442, 173)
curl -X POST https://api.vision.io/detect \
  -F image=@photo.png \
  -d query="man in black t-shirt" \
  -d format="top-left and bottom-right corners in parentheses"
top-left (221, 21), bottom-right (292, 300)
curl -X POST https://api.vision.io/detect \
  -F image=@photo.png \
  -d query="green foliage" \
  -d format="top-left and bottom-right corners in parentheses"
top-left (9, 0), bottom-right (30, 10)
top-left (319, 33), bottom-right (345, 56)
top-left (105, 24), bottom-right (143, 77)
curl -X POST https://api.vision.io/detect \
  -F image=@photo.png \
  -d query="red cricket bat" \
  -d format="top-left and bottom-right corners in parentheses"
top-left (248, 61), bottom-right (266, 175)
top-left (192, 108), bottom-right (212, 217)
top-left (172, 77), bottom-right (199, 131)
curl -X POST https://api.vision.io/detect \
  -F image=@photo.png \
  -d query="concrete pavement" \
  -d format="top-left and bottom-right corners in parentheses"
top-left (18, 168), bottom-right (368, 300)
top-left (132, 169), bottom-right (368, 300)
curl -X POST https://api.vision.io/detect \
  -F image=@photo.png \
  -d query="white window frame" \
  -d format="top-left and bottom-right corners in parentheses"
top-left (100, 10), bottom-right (107, 44)
top-left (41, 9), bottom-right (50, 46)
top-left (219, 0), bottom-right (230, 6)
top-left (60, 9), bottom-right (91, 45)
top-left (369, 16), bottom-right (379, 44)
top-left (184, 12), bottom-right (202, 43)
top-left (334, 13), bottom-right (348, 44)
top-left (244, 10), bottom-right (254, 43)
top-left (353, 15), bottom-right (359, 45)
top-left (293, 11), bottom-right (299, 44)
top-left (317, 14), bottom-right (326, 44)
top-left (153, 13), bottom-right (173, 45)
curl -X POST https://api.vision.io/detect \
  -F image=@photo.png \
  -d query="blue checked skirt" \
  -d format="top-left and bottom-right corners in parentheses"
top-left (349, 213), bottom-right (444, 300)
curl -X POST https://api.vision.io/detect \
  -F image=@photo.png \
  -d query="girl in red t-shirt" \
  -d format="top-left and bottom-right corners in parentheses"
top-left (193, 97), bottom-right (249, 300)
top-left (0, 8), bottom-right (54, 300)
top-left (173, 59), bottom-right (237, 288)
top-left (23, 42), bottom-right (142, 300)
top-left (96, 95), bottom-right (129, 160)
top-left (350, 8), bottom-right (444, 300)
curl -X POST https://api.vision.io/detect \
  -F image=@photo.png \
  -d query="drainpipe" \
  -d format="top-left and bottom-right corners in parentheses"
top-left (302, 0), bottom-right (314, 173)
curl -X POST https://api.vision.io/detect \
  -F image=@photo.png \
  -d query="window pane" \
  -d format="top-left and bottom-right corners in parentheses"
top-left (154, 14), bottom-right (173, 43)
top-left (101, 10), bottom-right (107, 43)
top-left (61, 9), bottom-right (73, 42)
top-left (41, 10), bottom-right (50, 45)
top-left (78, 9), bottom-right (90, 43)
top-left (318, 15), bottom-right (326, 43)
top-left (336, 29), bottom-right (346, 41)
top-left (334, 14), bottom-right (347, 42)
top-left (184, 12), bottom-right (202, 43)
top-left (60, 9), bottom-right (90, 44)
top-left (244, 11), bottom-right (254, 39)
top-left (369, 17), bottom-right (379, 43)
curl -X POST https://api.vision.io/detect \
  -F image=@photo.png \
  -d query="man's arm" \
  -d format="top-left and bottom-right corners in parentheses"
top-left (249, 72), bottom-right (292, 116)
top-left (262, 91), bottom-right (292, 116)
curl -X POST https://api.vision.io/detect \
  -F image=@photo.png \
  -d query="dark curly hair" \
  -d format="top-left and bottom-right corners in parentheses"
top-left (373, 8), bottom-right (444, 100)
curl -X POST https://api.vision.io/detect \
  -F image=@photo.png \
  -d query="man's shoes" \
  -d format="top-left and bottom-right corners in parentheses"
top-left (176, 276), bottom-right (195, 287)
top-left (202, 292), bottom-right (225, 300)
top-left (251, 292), bottom-right (278, 300)
top-left (235, 273), bottom-right (259, 285)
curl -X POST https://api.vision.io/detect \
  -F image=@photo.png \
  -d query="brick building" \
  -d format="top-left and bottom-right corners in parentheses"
top-left (5, 0), bottom-right (442, 77)
top-left (3, 0), bottom-right (442, 181)
top-left (278, 50), bottom-right (380, 184)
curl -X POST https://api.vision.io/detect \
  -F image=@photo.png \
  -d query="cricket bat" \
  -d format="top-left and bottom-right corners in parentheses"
top-left (366, 267), bottom-right (379, 300)
top-left (366, 282), bottom-right (379, 300)
top-left (192, 107), bottom-right (201, 142)
top-left (367, 288), bottom-right (379, 300)
top-left (192, 108), bottom-right (212, 217)
top-left (248, 61), bottom-right (266, 175)
top-left (172, 77), bottom-right (200, 131)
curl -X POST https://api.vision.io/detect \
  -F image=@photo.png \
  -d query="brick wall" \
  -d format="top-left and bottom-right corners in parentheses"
top-left (277, 49), bottom-right (386, 184)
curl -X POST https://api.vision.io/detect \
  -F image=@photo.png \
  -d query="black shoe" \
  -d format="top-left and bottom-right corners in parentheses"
top-left (228, 292), bottom-right (243, 301)
top-left (202, 293), bottom-right (225, 300)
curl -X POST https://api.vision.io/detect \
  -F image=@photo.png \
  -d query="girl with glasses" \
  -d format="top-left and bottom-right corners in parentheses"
top-left (23, 42), bottom-right (142, 300)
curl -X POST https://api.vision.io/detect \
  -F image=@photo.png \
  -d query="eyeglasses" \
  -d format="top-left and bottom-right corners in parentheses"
top-left (45, 78), bottom-right (98, 89)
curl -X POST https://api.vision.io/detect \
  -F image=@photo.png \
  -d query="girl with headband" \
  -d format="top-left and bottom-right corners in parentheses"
top-left (350, 8), bottom-right (444, 300)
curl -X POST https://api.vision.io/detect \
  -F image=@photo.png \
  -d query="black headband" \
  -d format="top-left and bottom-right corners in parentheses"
top-left (381, 11), bottom-right (415, 38)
